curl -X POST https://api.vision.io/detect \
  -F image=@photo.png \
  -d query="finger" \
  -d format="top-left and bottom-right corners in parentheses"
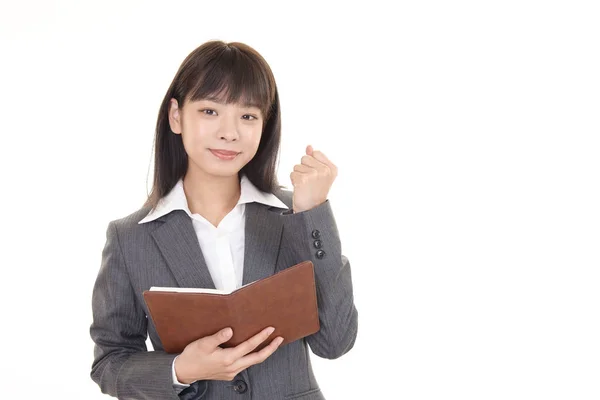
top-left (293, 164), bottom-right (312, 173)
top-left (225, 326), bottom-right (275, 360)
top-left (290, 171), bottom-right (310, 186)
top-left (231, 336), bottom-right (284, 371)
top-left (311, 150), bottom-right (337, 172)
top-left (306, 145), bottom-right (313, 156)
top-left (202, 327), bottom-right (233, 349)
top-left (300, 155), bottom-right (326, 169)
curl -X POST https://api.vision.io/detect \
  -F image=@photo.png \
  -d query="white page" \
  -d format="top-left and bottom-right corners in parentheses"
top-left (149, 286), bottom-right (231, 294)
top-left (149, 280), bottom-right (258, 295)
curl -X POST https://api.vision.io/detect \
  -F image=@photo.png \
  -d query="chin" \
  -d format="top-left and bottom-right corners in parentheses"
top-left (202, 162), bottom-right (245, 178)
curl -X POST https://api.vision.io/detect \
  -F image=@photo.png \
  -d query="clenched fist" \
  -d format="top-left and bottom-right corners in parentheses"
top-left (290, 145), bottom-right (338, 213)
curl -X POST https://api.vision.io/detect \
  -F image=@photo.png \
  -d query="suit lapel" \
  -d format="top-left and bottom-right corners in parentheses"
top-left (150, 210), bottom-right (216, 289)
top-left (149, 202), bottom-right (285, 289)
top-left (242, 202), bottom-right (284, 285)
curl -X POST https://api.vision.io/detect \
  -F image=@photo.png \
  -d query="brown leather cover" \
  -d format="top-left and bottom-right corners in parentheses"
top-left (143, 260), bottom-right (320, 354)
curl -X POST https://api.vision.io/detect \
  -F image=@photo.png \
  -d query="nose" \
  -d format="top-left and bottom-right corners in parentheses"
top-left (218, 115), bottom-right (239, 141)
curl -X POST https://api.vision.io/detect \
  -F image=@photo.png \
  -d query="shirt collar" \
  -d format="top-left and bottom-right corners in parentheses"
top-left (138, 174), bottom-right (288, 224)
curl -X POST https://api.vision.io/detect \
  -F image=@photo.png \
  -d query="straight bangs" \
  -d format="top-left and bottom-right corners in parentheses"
top-left (185, 44), bottom-right (276, 120)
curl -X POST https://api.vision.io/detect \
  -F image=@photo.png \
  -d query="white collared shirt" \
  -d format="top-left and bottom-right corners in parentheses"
top-left (138, 174), bottom-right (288, 388)
top-left (139, 174), bottom-right (287, 291)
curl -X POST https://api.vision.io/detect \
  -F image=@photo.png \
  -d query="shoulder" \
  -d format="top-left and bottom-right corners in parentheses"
top-left (107, 206), bottom-right (154, 236)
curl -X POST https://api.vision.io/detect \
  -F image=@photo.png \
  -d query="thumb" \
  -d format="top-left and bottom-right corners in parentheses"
top-left (204, 327), bottom-right (233, 348)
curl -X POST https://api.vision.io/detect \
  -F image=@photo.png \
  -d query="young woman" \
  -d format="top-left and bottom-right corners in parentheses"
top-left (89, 40), bottom-right (358, 400)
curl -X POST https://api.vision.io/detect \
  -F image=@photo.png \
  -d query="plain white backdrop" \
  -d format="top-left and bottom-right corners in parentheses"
top-left (1, 0), bottom-right (599, 399)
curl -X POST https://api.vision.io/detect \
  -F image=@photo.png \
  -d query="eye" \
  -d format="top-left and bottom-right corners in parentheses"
top-left (242, 114), bottom-right (259, 121)
top-left (200, 109), bottom-right (217, 116)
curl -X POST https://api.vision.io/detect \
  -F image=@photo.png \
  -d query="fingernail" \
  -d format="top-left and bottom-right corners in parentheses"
top-left (266, 327), bottom-right (275, 335)
top-left (277, 337), bottom-right (284, 345)
top-left (223, 328), bottom-right (233, 337)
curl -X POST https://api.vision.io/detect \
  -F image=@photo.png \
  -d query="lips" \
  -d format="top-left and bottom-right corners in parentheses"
top-left (210, 149), bottom-right (240, 156)
top-left (209, 149), bottom-right (240, 161)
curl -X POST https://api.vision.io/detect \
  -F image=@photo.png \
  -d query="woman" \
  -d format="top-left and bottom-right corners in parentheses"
top-left (89, 40), bottom-right (358, 400)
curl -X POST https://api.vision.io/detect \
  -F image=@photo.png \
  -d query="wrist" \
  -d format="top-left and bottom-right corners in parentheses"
top-left (174, 355), bottom-right (197, 384)
top-left (293, 199), bottom-right (327, 214)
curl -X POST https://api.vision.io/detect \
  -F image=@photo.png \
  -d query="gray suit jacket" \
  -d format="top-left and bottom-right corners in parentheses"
top-left (90, 188), bottom-right (358, 400)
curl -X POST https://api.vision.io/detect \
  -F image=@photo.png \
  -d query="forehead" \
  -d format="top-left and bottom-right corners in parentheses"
top-left (187, 72), bottom-right (269, 112)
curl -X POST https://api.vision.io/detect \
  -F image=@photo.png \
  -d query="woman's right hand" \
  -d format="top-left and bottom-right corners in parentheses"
top-left (174, 326), bottom-right (283, 384)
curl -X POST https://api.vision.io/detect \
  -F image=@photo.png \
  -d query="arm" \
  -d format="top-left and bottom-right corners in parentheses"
top-left (90, 221), bottom-right (206, 399)
top-left (281, 200), bottom-right (358, 359)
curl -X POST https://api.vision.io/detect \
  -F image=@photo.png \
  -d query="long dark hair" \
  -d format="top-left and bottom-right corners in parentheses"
top-left (143, 40), bottom-right (284, 210)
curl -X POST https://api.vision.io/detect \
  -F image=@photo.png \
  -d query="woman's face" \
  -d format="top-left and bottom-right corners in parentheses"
top-left (168, 97), bottom-right (264, 178)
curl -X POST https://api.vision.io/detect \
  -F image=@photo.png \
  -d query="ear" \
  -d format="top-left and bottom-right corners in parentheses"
top-left (168, 98), bottom-right (182, 134)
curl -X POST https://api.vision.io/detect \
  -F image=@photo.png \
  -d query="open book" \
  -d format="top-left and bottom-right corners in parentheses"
top-left (143, 260), bottom-right (320, 354)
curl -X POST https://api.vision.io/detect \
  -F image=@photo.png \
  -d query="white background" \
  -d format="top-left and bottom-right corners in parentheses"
top-left (1, 1), bottom-right (599, 399)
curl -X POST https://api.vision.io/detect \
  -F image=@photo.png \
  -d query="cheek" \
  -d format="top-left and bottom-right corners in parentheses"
top-left (247, 128), bottom-right (263, 153)
top-left (181, 120), bottom-right (213, 148)
top-left (180, 132), bottom-right (200, 157)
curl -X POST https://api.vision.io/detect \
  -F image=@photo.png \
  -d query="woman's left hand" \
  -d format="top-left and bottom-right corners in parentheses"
top-left (290, 145), bottom-right (338, 213)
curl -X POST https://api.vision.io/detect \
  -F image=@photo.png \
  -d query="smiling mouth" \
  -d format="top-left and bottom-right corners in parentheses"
top-left (209, 149), bottom-right (240, 160)
top-left (210, 149), bottom-right (240, 155)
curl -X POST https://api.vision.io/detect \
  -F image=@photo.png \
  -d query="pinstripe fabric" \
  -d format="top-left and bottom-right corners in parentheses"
top-left (90, 188), bottom-right (358, 399)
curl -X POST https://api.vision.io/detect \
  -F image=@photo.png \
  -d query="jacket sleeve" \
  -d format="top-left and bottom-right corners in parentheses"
top-left (90, 221), bottom-right (208, 399)
top-left (281, 200), bottom-right (359, 359)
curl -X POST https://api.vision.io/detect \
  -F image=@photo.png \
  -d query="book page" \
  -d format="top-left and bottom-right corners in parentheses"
top-left (149, 286), bottom-right (230, 294)
top-left (149, 280), bottom-right (258, 295)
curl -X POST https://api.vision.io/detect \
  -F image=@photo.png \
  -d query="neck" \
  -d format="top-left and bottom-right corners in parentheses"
top-left (182, 169), bottom-right (241, 218)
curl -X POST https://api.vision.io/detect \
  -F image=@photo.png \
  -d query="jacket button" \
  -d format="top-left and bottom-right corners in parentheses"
top-left (313, 239), bottom-right (322, 249)
top-left (311, 229), bottom-right (321, 239)
top-left (316, 250), bottom-right (326, 259)
top-left (233, 379), bottom-right (248, 394)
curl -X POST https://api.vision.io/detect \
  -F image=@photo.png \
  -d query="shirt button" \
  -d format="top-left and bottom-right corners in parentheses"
top-left (233, 379), bottom-right (248, 394)
top-left (311, 230), bottom-right (321, 239)
top-left (313, 240), bottom-right (323, 249)
top-left (316, 250), bottom-right (326, 259)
